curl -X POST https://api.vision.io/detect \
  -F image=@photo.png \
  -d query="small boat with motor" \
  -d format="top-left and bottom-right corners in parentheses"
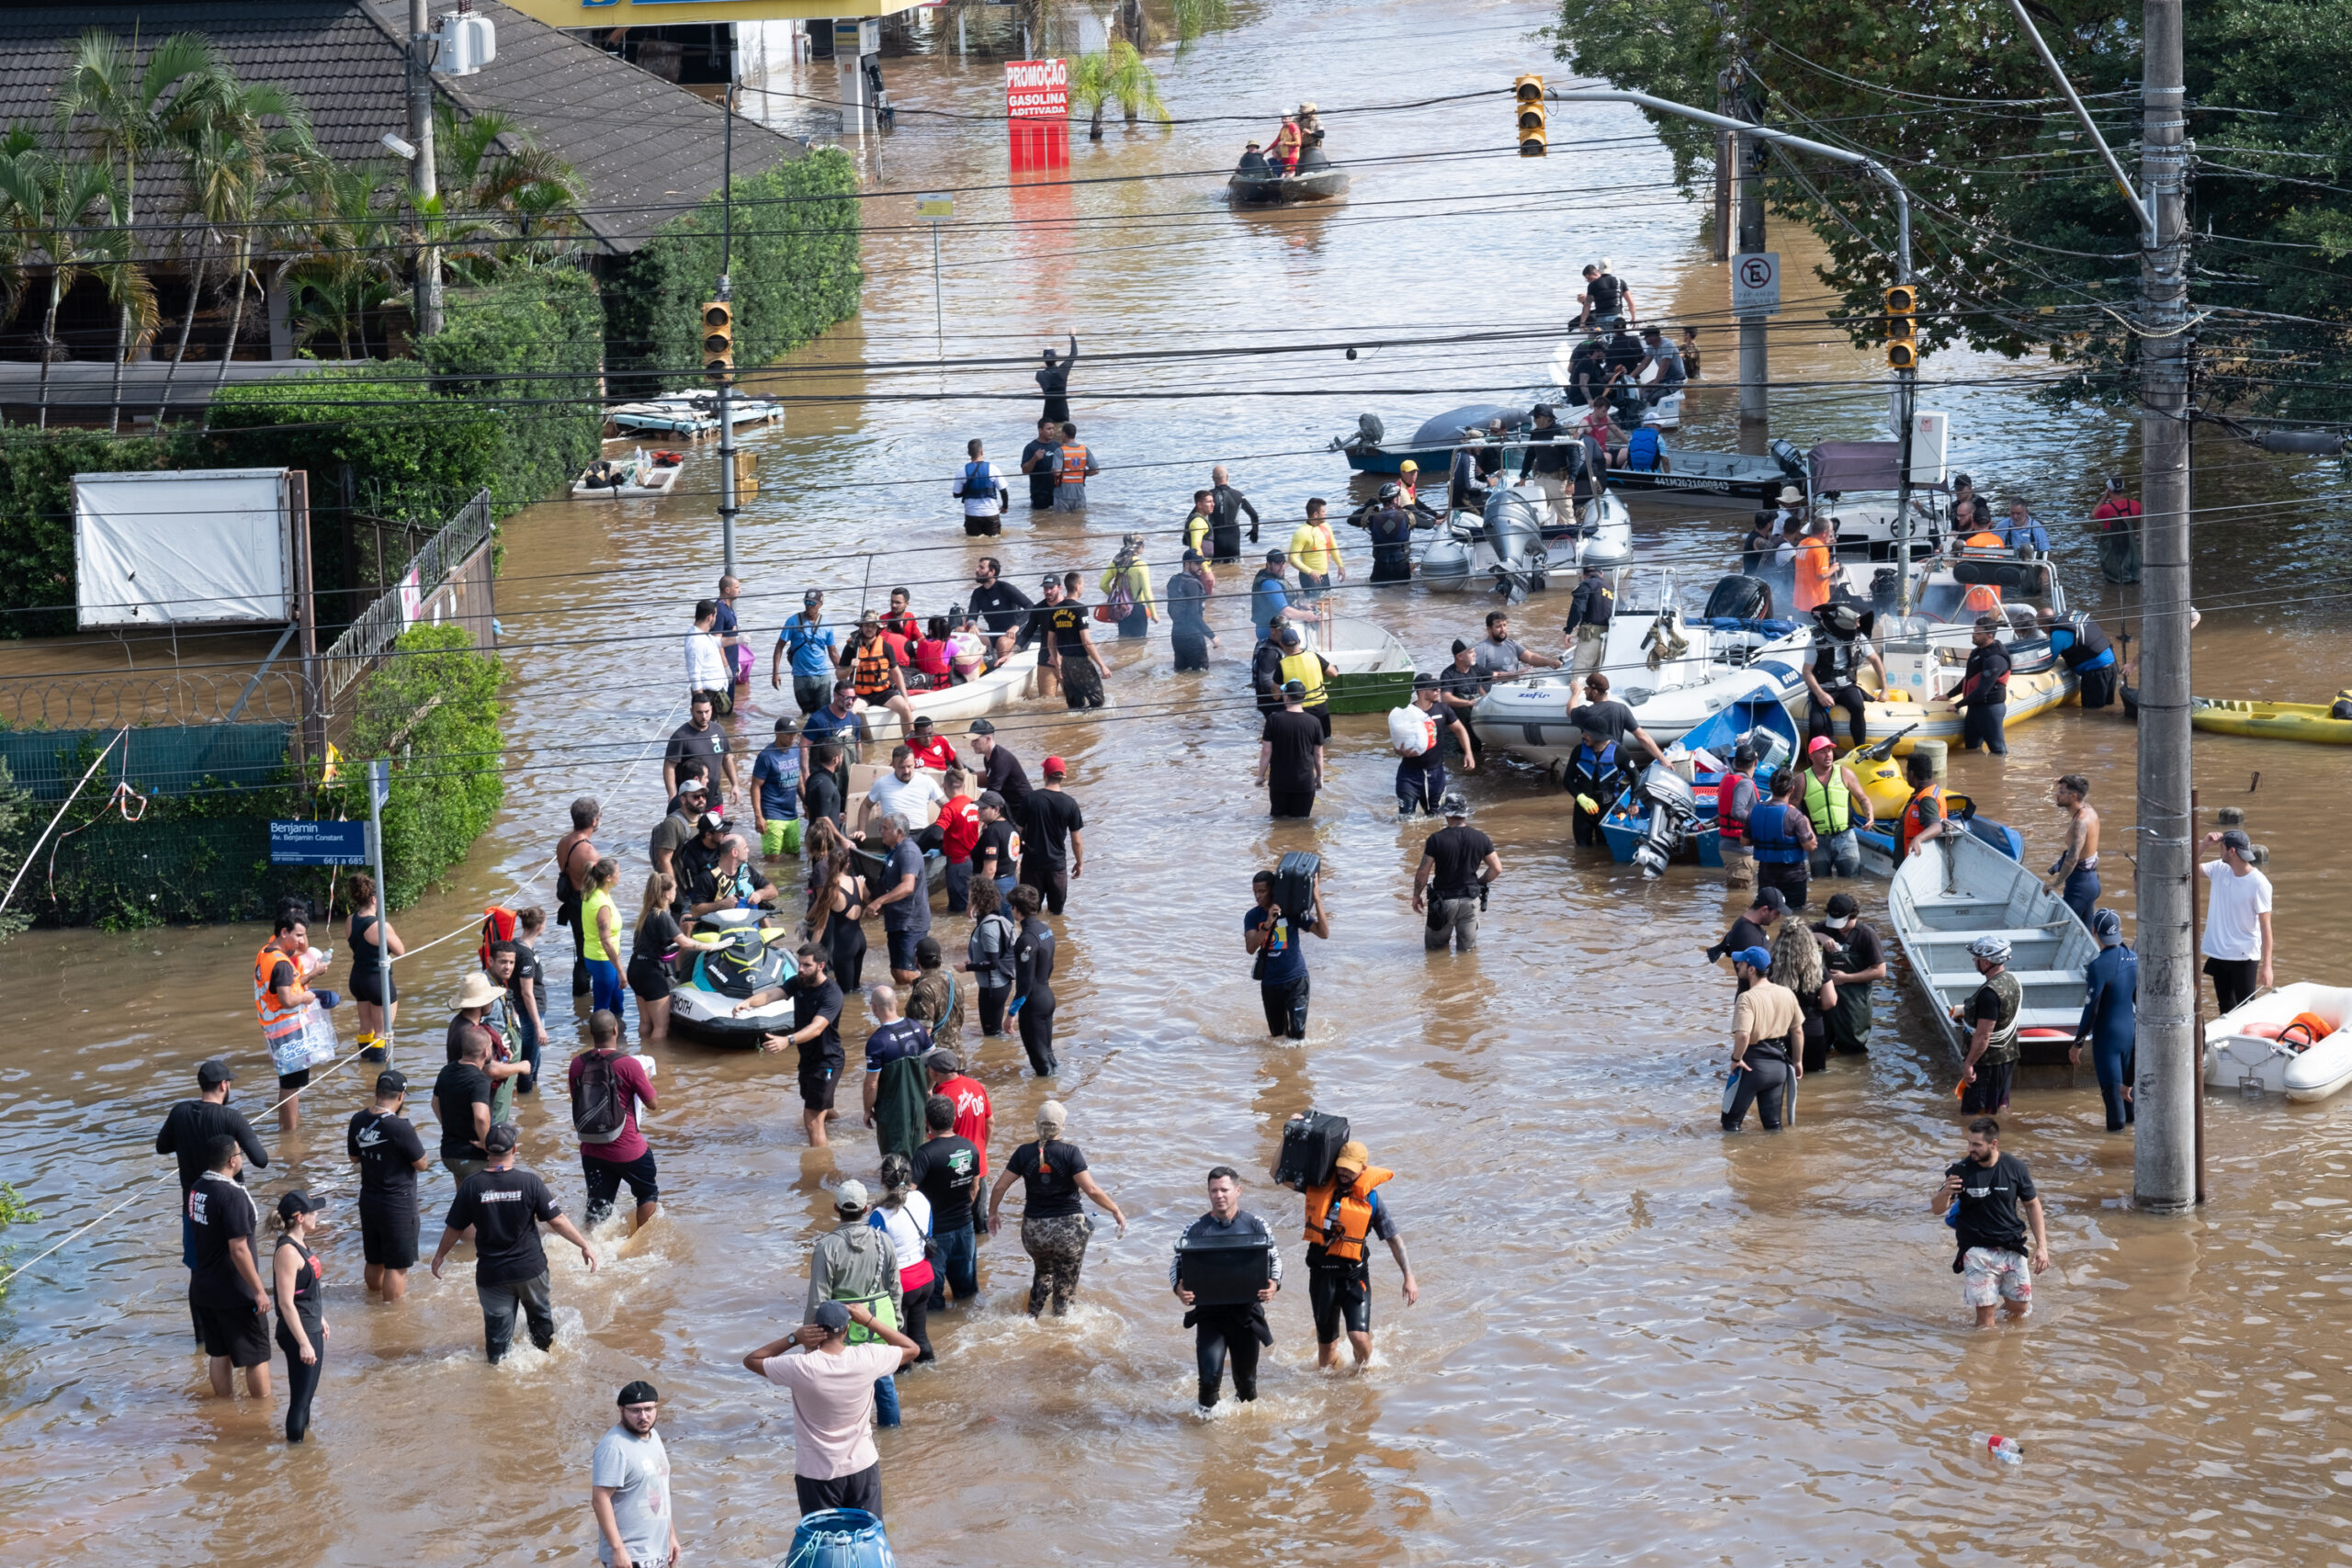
top-left (1416, 485), bottom-right (1631, 596)
top-left (1838, 545), bottom-right (2078, 750)
top-left (855, 646), bottom-right (1043, 746)
top-left (1889, 828), bottom-right (2094, 1069)
top-left (2189, 693), bottom-right (2352, 746)
top-left (1598, 690), bottom-right (1799, 870)
top-left (609, 390), bottom-right (785, 437)
top-left (1333, 404), bottom-right (1529, 475)
top-left (1227, 162), bottom-right (1349, 204)
top-left (571, 448), bottom-right (684, 500)
top-left (1604, 439), bottom-right (1806, 503)
top-left (666, 908), bottom-right (798, 1046)
top-left (2204, 983), bottom-right (2352, 1101)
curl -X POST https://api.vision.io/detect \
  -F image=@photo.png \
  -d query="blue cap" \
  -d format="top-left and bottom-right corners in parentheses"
top-left (1732, 945), bottom-right (1773, 971)
top-left (813, 1301), bottom-right (853, 1332)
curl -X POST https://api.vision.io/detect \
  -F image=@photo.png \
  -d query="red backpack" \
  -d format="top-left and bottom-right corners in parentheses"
top-left (477, 906), bottom-right (520, 968)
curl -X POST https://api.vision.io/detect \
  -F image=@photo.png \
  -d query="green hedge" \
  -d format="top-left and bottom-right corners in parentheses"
top-left (422, 268), bottom-right (607, 513)
top-left (603, 149), bottom-right (863, 397)
top-left (193, 366), bottom-right (507, 527)
top-left (0, 430), bottom-right (168, 638)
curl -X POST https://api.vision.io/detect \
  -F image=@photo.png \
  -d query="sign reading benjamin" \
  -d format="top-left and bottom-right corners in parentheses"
top-left (269, 819), bottom-right (371, 866)
top-left (1005, 58), bottom-right (1068, 118)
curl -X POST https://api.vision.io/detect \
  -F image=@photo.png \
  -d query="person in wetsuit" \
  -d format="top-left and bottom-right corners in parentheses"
top-left (1036, 334), bottom-right (1078, 424)
top-left (1359, 483), bottom-right (1415, 584)
top-left (2072, 908), bottom-right (2138, 1133)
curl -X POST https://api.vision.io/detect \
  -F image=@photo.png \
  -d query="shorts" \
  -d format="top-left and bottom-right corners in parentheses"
top-left (350, 968), bottom-right (397, 1006)
top-left (194, 1296), bottom-right (272, 1368)
top-left (885, 927), bottom-right (924, 974)
top-left (444, 1155), bottom-right (488, 1186)
top-left (359, 1201), bottom-right (421, 1269)
top-left (762, 818), bottom-right (802, 858)
top-left (1962, 1246), bottom-right (2033, 1309)
top-left (627, 953), bottom-right (674, 1001)
top-left (1309, 1260), bottom-right (1373, 1341)
top-left (582, 1149), bottom-right (661, 1217)
top-left (963, 513), bottom-right (1003, 537)
top-left (277, 1068), bottom-right (311, 1094)
top-left (1960, 1059), bottom-right (2014, 1114)
top-left (796, 1462), bottom-right (883, 1519)
top-left (799, 1056), bottom-right (842, 1112)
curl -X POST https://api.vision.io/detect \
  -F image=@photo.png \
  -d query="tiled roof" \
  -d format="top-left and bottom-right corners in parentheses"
top-left (0, 0), bottom-right (806, 256)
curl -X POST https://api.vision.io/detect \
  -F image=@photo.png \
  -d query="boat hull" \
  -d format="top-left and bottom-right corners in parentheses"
top-left (1317, 616), bottom-right (1416, 714)
top-left (2190, 697), bottom-right (2352, 745)
top-left (1889, 831), bottom-right (2096, 1068)
top-left (1842, 665), bottom-right (2078, 751)
top-left (857, 647), bottom-right (1041, 744)
top-left (1228, 169), bottom-right (1349, 204)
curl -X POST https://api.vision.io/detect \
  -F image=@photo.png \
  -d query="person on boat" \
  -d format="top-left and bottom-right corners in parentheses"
top-left (2090, 472), bottom-right (2143, 584)
top-left (1999, 498), bottom-right (2049, 556)
top-left (1578, 260), bottom-right (1635, 333)
top-left (1296, 127), bottom-right (1332, 173)
top-left (1896, 752), bottom-right (1949, 858)
top-left (1563, 719), bottom-right (1633, 849)
top-left (1295, 100), bottom-right (1322, 139)
top-left (582, 458), bottom-right (622, 490)
top-left (1560, 562), bottom-right (1613, 677)
top-left (1956, 614), bottom-right (2012, 756)
top-left (2036, 606), bottom-right (2118, 709)
top-left (1739, 514), bottom-right (1778, 577)
top-left (848, 613), bottom-right (919, 738)
top-left (1791, 517), bottom-right (1841, 614)
top-left (1236, 141), bottom-right (1272, 178)
top-left (1448, 427), bottom-right (1492, 513)
top-left (1814, 892), bottom-right (1886, 1057)
top-left (1957, 935), bottom-right (2023, 1114)
top-left (1360, 484), bottom-right (1416, 585)
top-left (1804, 602), bottom-right (1883, 749)
top-left (2071, 908), bottom-right (2138, 1133)
top-left (1634, 326), bottom-right (1685, 406)
top-left (1679, 324), bottom-right (1702, 379)
top-left (1099, 533), bottom-right (1156, 639)
top-left (1268, 115), bottom-right (1303, 174)
top-left (2043, 773), bottom-right (2103, 928)
top-left (1798, 737), bottom-right (1873, 881)
top-left (1037, 334), bottom-right (1078, 425)
top-left (1515, 404), bottom-right (1577, 532)
top-left (1746, 768), bottom-right (1819, 910)
top-left (1475, 415), bottom-right (1511, 486)
top-left (1600, 325), bottom-right (1646, 421)
top-left (1566, 334), bottom-right (1609, 409)
top-left (1723, 946), bottom-right (1800, 1133)
top-left (1617, 413), bottom-right (1669, 475)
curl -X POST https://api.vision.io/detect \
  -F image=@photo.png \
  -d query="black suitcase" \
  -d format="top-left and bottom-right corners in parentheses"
top-left (1274, 1110), bottom-right (1350, 1191)
top-left (1273, 851), bottom-right (1320, 921)
top-left (1175, 1231), bottom-right (1274, 1306)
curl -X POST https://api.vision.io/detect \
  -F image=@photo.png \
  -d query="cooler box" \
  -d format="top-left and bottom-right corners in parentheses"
top-left (1175, 1232), bottom-right (1275, 1306)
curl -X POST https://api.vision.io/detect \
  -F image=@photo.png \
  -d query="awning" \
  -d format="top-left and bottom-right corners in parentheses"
top-left (1808, 441), bottom-right (1904, 494)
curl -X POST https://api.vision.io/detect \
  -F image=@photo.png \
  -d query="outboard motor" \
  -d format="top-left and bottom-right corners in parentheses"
top-left (1630, 761), bottom-right (1703, 878)
top-left (1481, 487), bottom-right (1549, 604)
top-left (1703, 574), bottom-right (1773, 622)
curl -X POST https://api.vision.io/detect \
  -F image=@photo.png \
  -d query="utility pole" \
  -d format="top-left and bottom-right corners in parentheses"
top-left (2133, 0), bottom-right (2197, 1213)
top-left (1735, 82), bottom-right (1769, 431)
top-left (407, 0), bottom-right (443, 337)
top-left (1713, 67), bottom-right (1735, 264)
top-left (716, 85), bottom-right (739, 580)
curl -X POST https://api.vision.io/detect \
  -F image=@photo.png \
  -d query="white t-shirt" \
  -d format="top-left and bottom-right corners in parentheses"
top-left (763, 1343), bottom-right (905, 1478)
top-left (870, 1192), bottom-right (933, 1270)
top-left (590, 1426), bottom-right (671, 1567)
top-left (866, 770), bottom-right (947, 826)
top-left (2200, 859), bottom-right (2273, 961)
top-left (684, 630), bottom-right (729, 693)
top-left (956, 459), bottom-right (1005, 517)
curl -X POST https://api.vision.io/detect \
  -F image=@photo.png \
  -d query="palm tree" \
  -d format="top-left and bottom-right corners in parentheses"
top-left (277, 158), bottom-right (401, 358)
top-left (0, 141), bottom-right (120, 428)
top-left (432, 105), bottom-right (586, 279)
top-left (200, 79), bottom-right (316, 414)
top-left (53, 28), bottom-right (221, 432)
top-left (1069, 40), bottom-right (1170, 141)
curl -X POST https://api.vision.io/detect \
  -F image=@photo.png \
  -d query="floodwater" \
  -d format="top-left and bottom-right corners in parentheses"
top-left (5, 1), bottom-right (2352, 1563)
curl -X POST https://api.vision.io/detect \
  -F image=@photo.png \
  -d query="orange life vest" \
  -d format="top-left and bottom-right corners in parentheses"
top-left (853, 636), bottom-right (896, 700)
top-left (1899, 783), bottom-right (1944, 859)
top-left (254, 942), bottom-right (307, 1054)
top-left (1964, 531), bottom-right (2005, 549)
top-left (1057, 442), bottom-right (1091, 485)
top-left (1303, 1165), bottom-right (1395, 1262)
top-left (2279, 1010), bottom-right (2337, 1049)
top-left (1961, 583), bottom-right (2003, 615)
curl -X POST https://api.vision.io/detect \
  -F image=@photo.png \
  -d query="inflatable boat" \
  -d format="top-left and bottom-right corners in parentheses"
top-left (2203, 983), bottom-right (2352, 1101)
top-left (667, 909), bottom-right (801, 1046)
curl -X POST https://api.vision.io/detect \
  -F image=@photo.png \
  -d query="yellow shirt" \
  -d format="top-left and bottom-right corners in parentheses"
top-left (1288, 521), bottom-right (1343, 577)
top-left (1184, 511), bottom-right (1212, 554)
top-left (1099, 561), bottom-right (1156, 616)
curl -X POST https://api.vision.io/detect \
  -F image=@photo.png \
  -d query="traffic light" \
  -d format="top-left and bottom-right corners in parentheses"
top-left (1515, 74), bottom-right (1546, 157)
top-left (1883, 284), bottom-right (1919, 371)
top-left (701, 299), bottom-right (734, 384)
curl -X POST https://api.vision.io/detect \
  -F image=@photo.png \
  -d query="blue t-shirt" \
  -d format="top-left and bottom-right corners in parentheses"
top-left (1244, 905), bottom-right (1307, 985)
top-left (801, 705), bottom-right (866, 751)
top-left (881, 839), bottom-right (931, 935)
top-left (778, 613), bottom-right (837, 680)
top-left (752, 743), bottom-right (801, 819)
top-left (2000, 516), bottom-right (2050, 553)
top-left (714, 600), bottom-right (741, 639)
top-left (1250, 574), bottom-right (1290, 638)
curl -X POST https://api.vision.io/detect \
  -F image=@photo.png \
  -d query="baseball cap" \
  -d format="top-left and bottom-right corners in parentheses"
top-left (1265, 548), bottom-right (1286, 564)
top-left (1531, 402), bottom-right (1554, 417)
top-left (1823, 892), bottom-right (1860, 919)
top-left (834, 1179), bottom-right (870, 1213)
top-left (677, 775), bottom-right (708, 795)
top-left (1732, 945), bottom-right (1773, 971)
top-left (2220, 828), bottom-right (2252, 852)
top-left (198, 1058), bottom-right (235, 1089)
top-left (375, 1069), bottom-right (408, 1096)
top-left (1283, 678), bottom-right (1306, 699)
top-left (696, 811), bottom-right (727, 834)
top-left (1042, 573), bottom-right (1060, 588)
top-left (774, 716), bottom-right (797, 735)
top-left (1807, 736), bottom-right (1836, 754)
top-left (1753, 886), bottom-right (1788, 913)
top-left (1400, 458), bottom-right (1419, 472)
top-left (276, 1190), bottom-right (325, 1221)
top-left (617, 1380), bottom-right (661, 1406)
top-left (977, 789), bottom-right (1007, 811)
top-left (1413, 671), bottom-right (1439, 691)
top-left (803, 589), bottom-right (823, 606)
top-left (914, 934), bottom-right (942, 965)
top-left (1042, 756), bottom-right (1068, 777)
top-left (924, 1048), bottom-right (962, 1076)
top-left (483, 1122), bottom-right (520, 1155)
top-left (1182, 548), bottom-right (1202, 563)
top-left (813, 1301), bottom-right (853, 1332)
top-left (967, 717), bottom-right (996, 735)
top-left (1279, 625), bottom-right (1302, 646)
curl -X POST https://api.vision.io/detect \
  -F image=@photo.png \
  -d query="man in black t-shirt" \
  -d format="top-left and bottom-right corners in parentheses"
top-left (1257, 681), bottom-right (1326, 818)
top-left (1018, 417), bottom-right (1061, 510)
top-left (1412, 795), bottom-right (1501, 953)
top-left (156, 1058), bottom-right (268, 1278)
top-left (745, 946), bottom-right (848, 1147)
top-left (911, 1095), bottom-right (982, 1306)
top-left (1705, 886), bottom-right (1786, 989)
top-left (967, 719), bottom-right (1033, 815)
top-left (1815, 892), bottom-right (1887, 1055)
top-left (968, 558), bottom-right (1035, 653)
top-left (188, 1133), bottom-right (273, 1395)
top-left (432, 1123), bottom-right (599, 1363)
top-left (662, 694), bottom-right (737, 800)
top-left (972, 791), bottom-right (1020, 892)
top-left (433, 1032), bottom-right (498, 1183)
top-left (1016, 760), bottom-right (1084, 914)
top-left (347, 1069), bottom-right (431, 1299)
top-left (1935, 1116), bottom-right (2048, 1328)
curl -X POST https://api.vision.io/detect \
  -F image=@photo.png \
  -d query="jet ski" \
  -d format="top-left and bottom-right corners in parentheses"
top-left (666, 908), bottom-right (800, 1046)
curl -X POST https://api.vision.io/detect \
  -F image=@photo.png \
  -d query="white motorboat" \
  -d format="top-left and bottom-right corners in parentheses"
top-left (857, 645), bottom-right (1042, 745)
top-left (1418, 486), bottom-right (1551, 598)
top-left (570, 447), bottom-right (684, 499)
top-left (1841, 546), bottom-right (2079, 750)
top-left (608, 390), bottom-right (785, 436)
top-left (1889, 829), bottom-right (2096, 1068)
top-left (2203, 983), bottom-right (2352, 1102)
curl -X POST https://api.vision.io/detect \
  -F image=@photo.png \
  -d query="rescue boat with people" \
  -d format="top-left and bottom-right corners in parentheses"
top-left (570, 448), bottom-right (684, 499)
top-left (1334, 404), bottom-right (1527, 475)
top-left (1595, 690), bottom-right (1800, 868)
top-left (854, 645), bottom-right (1042, 746)
top-left (2203, 984), bottom-right (2352, 1101)
top-left (666, 909), bottom-right (799, 1046)
top-left (1888, 828), bottom-right (2094, 1069)
top-left (1601, 440), bottom-right (1804, 502)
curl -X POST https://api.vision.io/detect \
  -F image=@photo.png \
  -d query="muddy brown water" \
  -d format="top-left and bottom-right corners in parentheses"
top-left (5, 3), bottom-right (2352, 1562)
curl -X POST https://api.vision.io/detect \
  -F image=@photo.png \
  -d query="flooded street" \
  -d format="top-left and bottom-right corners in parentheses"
top-left (5, 1), bottom-right (2352, 1562)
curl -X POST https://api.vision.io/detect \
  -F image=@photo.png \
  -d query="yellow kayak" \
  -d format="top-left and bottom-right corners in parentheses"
top-left (2191, 693), bottom-right (2352, 745)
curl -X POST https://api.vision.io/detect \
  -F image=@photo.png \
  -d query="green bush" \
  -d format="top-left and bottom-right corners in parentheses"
top-left (422, 269), bottom-right (607, 512)
top-left (603, 149), bottom-right (862, 397)
top-left (0, 757), bottom-right (29, 941)
top-left (323, 622), bottom-right (503, 909)
top-left (0, 430), bottom-right (167, 638)
top-left (190, 366), bottom-right (507, 526)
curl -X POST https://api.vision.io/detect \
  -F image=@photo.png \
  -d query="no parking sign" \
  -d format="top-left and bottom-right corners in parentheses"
top-left (1732, 252), bottom-right (1781, 317)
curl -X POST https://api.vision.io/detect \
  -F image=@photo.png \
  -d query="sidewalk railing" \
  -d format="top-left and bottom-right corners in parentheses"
top-left (319, 489), bottom-right (494, 707)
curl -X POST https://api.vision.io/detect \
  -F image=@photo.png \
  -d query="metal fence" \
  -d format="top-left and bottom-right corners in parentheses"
top-left (0, 722), bottom-right (295, 800)
top-left (0, 670), bottom-right (308, 731)
top-left (320, 489), bottom-right (495, 707)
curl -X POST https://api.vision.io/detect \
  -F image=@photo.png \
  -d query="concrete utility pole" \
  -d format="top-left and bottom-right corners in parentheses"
top-left (1713, 66), bottom-right (1735, 264)
top-left (1736, 88), bottom-right (1769, 428)
top-left (2132, 0), bottom-right (2198, 1213)
top-left (717, 85), bottom-right (739, 581)
top-left (408, 0), bottom-right (444, 337)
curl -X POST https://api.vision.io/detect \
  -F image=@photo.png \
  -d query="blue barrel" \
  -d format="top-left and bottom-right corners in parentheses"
top-left (786, 1508), bottom-right (895, 1568)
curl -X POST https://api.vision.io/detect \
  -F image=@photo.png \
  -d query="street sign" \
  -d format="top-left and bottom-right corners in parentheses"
top-left (270, 819), bottom-right (370, 865)
top-left (1732, 251), bottom-right (1781, 317)
top-left (914, 195), bottom-right (954, 220)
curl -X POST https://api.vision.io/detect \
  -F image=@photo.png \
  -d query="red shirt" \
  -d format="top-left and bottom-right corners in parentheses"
top-left (938, 794), bottom-right (980, 862)
top-left (935, 1072), bottom-right (990, 1176)
top-left (909, 734), bottom-right (959, 773)
top-left (568, 1049), bottom-right (656, 1165)
top-left (912, 636), bottom-right (953, 679)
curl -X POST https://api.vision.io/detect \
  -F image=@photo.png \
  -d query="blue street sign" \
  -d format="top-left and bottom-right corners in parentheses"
top-left (270, 819), bottom-right (371, 865)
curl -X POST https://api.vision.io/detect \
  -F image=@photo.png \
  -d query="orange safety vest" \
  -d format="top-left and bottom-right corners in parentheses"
top-left (254, 942), bottom-right (307, 1054)
top-left (1899, 783), bottom-right (1944, 859)
top-left (1303, 1165), bottom-right (1395, 1262)
top-left (853, 636), bottom-right (896, 700)
top-left (1057, 442), bottom-right (1091, 485)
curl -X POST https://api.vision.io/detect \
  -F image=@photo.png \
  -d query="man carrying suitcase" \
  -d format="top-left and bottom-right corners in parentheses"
top-left (1170, 1167), bottom-right (1281, 1412)
top-left (1268, 1123), bottom-right (1419, 1371)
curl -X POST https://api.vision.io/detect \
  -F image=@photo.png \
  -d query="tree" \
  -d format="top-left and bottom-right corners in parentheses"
top-left (432, 105), bottom-right (587, 279)
top-left (0, 141), bottom-right (121, 429)
top-left (1069, 40), bottom-right (1170, 141)
top-left (277, 158), bottom-right (401, 358)
top-left (53, 28), bottom-right (221, 433)
top-left (200, 78), bottom-right (317, 416)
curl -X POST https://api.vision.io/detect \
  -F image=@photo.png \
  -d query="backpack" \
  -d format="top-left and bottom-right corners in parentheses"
top-left (477, 906), bottom-right (519, 968)
top-left (1099, 570), bottom-right (1136, 623)
top-left (572, 1051), bottom-right (628, 1144)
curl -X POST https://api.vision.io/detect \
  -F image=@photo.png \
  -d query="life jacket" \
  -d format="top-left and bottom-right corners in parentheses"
top-left (1960, 583), bottom-right (2003, 615)
top-left (1568, 739), bottom-right (1620, 793)
top-left (1057, 442), bottom-right (1091, 485)
top-left (1626, 427), bottom-right (1662, 471)
top-left (2052, 615), bottom-right (2114, 671)
top-left (1748, 800), bottom-right (1807, 864)
top-left (1964, 531), bottom-right (2006, 549)
top-left (853, 636), bottom-right (896, 700)
top-left (254, 942), bottom-right (308, 1054)
top-left (1303, 1165), bottom-right (1394, 1262)
top-left (1814, 636), bottom-right (1858, 685)
top-left (477, 906), bottom-right (518, 969)
top-left (1801, 766), bottom-right (1851, 836)
top-left (1899, 783), bottom-right (1944, 859)
top-left (2278, 1011), bottom-right (2336, 1050)
top-left (1716, 771), bottom-right (1758, 841)
top-left (1279, 650), bottom-right (1329, 705)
